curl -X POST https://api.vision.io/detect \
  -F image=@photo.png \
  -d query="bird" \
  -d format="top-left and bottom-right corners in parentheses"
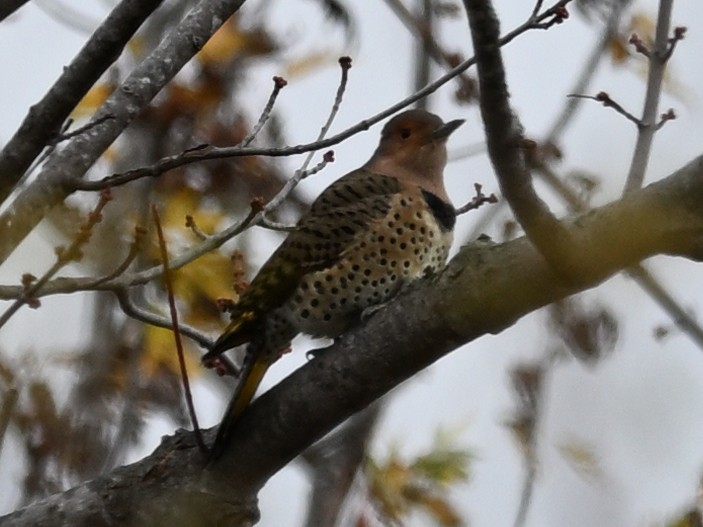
top-left (204, 109), bottom-right (463, 458)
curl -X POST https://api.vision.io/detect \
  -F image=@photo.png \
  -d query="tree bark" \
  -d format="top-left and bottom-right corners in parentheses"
top-left (2, 154), bottom-right (702, 526)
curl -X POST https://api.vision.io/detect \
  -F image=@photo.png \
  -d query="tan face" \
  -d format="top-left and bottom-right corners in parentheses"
top-left (372, 110), bottom-right (463, 175)
top-left (377, 110), bottom-right (446, 164)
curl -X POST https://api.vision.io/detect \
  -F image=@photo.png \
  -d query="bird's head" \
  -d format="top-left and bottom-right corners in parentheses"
top-left (365, 109), bottom-right (464, 201)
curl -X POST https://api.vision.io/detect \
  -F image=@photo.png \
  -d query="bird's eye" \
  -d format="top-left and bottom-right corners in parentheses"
top-left (400, 128), bottom-right (411, 139)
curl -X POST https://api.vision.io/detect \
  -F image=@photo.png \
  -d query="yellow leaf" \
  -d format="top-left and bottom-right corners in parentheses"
top-left (559, 440), bottom-right (603, 481)
top-left (414, 494), bottom-right (463, 527)
top-left (283, 51), bottom-right (339, 79)
top-left (608, 35), bottom-right (630, 64)
top-left (175, 250), bottom-right (239, 327)
top-left (141, 325), bottom-right (200, 378)
top-left (628, 12), bottom-right (656, 47)
top-left (72, 82), bottom-right (115, 118)
top-left (127, 35), bottom-right (146, 58)
top-left (198, 21), bottom-right (275, 65)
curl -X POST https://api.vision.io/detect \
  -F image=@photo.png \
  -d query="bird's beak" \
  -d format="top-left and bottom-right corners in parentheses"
top-left (430, 119), bottom-right (465, 142)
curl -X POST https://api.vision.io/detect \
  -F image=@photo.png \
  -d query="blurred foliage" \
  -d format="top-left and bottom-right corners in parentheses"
top-left (364, 429), bottom-right (473, 526)
top-left (558, 440), bottom-right (604, 481)
top-left (669, 510), bottom-right (703, 527)
top-left (2, 0), bottom-right (357, 501)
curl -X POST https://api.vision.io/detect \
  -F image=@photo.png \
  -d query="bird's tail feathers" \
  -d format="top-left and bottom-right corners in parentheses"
top-left (208, 350), bottom-right (273, 460)
top-left (202, 310), bottom-right (258, 363)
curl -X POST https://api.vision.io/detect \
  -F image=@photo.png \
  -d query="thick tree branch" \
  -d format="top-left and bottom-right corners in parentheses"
top-left (0, 0), bottom-right (166, 203)
top-left (0, 0), bottom-right (247, 265)
top-left (0, 0), bottom-right (28, 23)
top-left (2, 155), bottom-right (703, 526)
top-left (463, 0), bottom-right (584, 278)
top-left (302, 404), bottom-right (381, 527)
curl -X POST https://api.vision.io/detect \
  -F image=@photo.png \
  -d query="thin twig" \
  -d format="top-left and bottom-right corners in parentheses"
top-left (626, 265), bottom-right (703, 349)
top-left (258, 218), bottom-right (296, 232)
top-left (655, 108), bottom-right (676, 130)
top-left (70, 1), bottom-right (573, 194)
top-left (545, 0), bottom-right (625, 143)
top-left (0, 0), bottom-right (165, 204)
top-left (184, 215), bottom-right (209, 241)
top-left (412, 0), bottom-right (434, 110)
top-left (257, 58), bottom-right (346, 224)
top-left (53, 114), bottom-right (116, 144)
top-left (567, 92), bottom-right (641, 127)
top-left (83, 225), bottom-right (146, 288)
top-left (455, 183), bottom-right (498, 215)
top-left (0, 1), bottom-right (575, 303)
top-left (0, 0), bottom-right (248, 266)
top-left (240, 76), bottom-right (288, 147)
top-left (383, 0), bottom-right (476, 103)
top-left (623, 0), bottom-right (675, 193)
top-left (152, 206), bottom-right (207, 456)
top-left (112, 288), bottom-right (215, 351)
top-left (263, 150), bottom-right (336, 216)
top-left (0, 190), bottom-right (113, 330)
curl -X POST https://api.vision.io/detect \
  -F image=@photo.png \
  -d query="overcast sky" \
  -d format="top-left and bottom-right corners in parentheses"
top-left (1, 1), bottom-right (703, 526)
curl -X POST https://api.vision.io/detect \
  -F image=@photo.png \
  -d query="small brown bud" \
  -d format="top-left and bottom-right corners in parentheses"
top-left (21, 273), bottom-right (37, 288)
top-left (249, 196), bottom-right (265, 212)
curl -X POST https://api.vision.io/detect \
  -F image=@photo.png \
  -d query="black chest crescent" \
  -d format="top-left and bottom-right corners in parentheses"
top-left (421, 190), bottom-right (456, 231)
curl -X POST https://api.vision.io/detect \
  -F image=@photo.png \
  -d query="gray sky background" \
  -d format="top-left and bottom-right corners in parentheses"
top-left (1, 1), bottom-right (703, 526)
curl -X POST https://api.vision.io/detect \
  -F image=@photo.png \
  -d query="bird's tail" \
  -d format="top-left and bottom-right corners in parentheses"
top-left (208, 348), bottom-right (273, 460)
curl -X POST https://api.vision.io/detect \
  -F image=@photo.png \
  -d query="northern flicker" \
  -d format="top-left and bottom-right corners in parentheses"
top-left (205, 109), bottom-right (463, 458)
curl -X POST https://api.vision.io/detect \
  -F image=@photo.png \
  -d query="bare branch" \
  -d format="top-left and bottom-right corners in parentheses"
top-left (463, 0), bottom-right (579, 276)
top-left (383, 0), bottom-right (476, 103)
top-left (0, 0), bottom-right (29, 22)
top-left (69, 3), bottom-right (573, 195)
top-left (623, 0), bottom-right (675, 193)
top-left (545, 0), bottom-right (626, 143)
top-left (509, 362), bottom-right (550, 527)
top-left (455, 183), bottom-right (498, 215)
top-left (0, 189), bottom-right (113, 330)
top-left (533, 160), bottom-right (703, 353)
top-left (208, 155), bottom-right (703, 489)
top-left (626, 265), bottom-right (703, 350)
top-left (152, 206), bottom-right (207, 456)
top-left (52, 114), bottom-right (116, 144)
top-left (0, 0), bottom-right (166, 204)
top-left (0, 388), bottom-right (18, 458)
top-left (113, 288), bottom-right (214, 351)
top-left (240, 76), bottom-right (288, 147)
top-left (3, 155), bottom-right (703, 525)
top-left (0, 0), bottom-right (248, 265)
top-left (567, 91), bottom-right (642, 127)
top-left (83, 225), bottom-right (146, 288)
top-left (302, 404), bottom-right (382, 527)
top-left (0, 1), bottom-right (580, 304)
top-left (663, 26), bottom-right (687, 61)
